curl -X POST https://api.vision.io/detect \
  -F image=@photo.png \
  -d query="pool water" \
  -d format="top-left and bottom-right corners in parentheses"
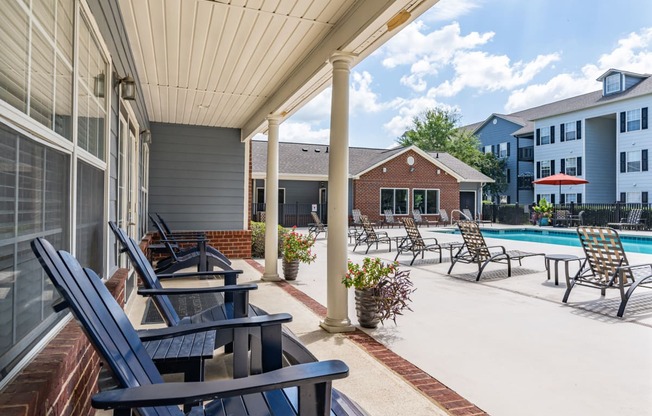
top-left (435, 228), bottom-right (652, 255)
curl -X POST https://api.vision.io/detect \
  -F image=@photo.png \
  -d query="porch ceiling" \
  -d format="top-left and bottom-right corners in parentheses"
top-left (118, 0), bottom-right (440, 140)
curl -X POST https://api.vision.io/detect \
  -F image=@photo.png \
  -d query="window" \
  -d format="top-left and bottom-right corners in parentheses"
top-left (627, 151), bottom-right (641, 172)
top-left (538, 194), bottom-right (552, 204)
top-left (76, 160), bottom-right (104, 273)
top-left (564, 122), bottom-right (576, 141)
top-left (565, 194), bottom-right (577, 203)
top-left (564, 158), bottom-right (577, 176)
top-left (413, 189), bottom-right (439, 214)
top-left (605, 73), bottom-right (621, 94)
top-left (627, 192), bottom-right (642, 204)
top-left (499, 142), bottom-right (508, 158)
top-left (540, 127), bottom-right (550, 145)
top-left (540, 160), bottom-right (551, 178)
top-left (278, 188), bottom-right (286, 204)
top-left (626, 109), bottom-right (641, 132)
top-left (483, 145), bottom-right (492, 154)
top-left (381, 188), bottom-right (408, 215)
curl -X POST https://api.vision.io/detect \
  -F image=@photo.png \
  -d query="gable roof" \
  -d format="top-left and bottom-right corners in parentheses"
top-left (251, 141), bottom-right (493, 183)
top-left (464, 69), bottom-right (652, 136)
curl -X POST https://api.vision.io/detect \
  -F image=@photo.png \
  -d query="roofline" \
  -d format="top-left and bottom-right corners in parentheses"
top-left (352, 145), bottom-right (467, 182)
top-left (596, 68), bottom-right (650, 81)
top-left (471, 113), bottom-right (525, 133)
top-left (252, 173), bottom-right (333, 181)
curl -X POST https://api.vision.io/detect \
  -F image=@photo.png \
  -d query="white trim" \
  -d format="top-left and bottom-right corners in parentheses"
top-left (460, 190), bottom-right (478, 216)
top-left (0, 102), bottom-right (75, 154)
top-left (379, 187), bottom-right (410, 215)
top-left (252, 172), bottom-right (330, 181)
top-left (412, 188), bottom-right (441, 215)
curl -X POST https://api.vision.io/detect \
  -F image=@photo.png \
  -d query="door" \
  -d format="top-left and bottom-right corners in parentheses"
top-left (460, 191), bottom-right (476, 217)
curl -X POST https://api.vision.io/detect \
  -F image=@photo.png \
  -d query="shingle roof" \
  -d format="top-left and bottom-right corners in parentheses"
top-left (464, 71), bottom-right (652, 135)
top-left (251, 141), bottom-right (492, 183)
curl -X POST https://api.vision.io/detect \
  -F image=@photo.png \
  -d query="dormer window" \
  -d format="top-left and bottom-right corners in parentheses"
top-left (605, 73), bottom-right (621, 94)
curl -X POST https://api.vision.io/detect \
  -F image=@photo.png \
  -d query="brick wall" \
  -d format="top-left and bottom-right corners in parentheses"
top-left (147, 229), bottom-right (253, 260)
top-left (354, 149), bottom-right (460, 224)
top-left (0, 268), bottom-right (128, 416)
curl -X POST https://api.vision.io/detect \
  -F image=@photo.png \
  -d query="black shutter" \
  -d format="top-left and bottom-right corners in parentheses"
top-left (550, 125), bottom-right (555, 143)
top-left (536, 161), bottom-right (541, 179)
top-left (492, 144), bottom-right (496, 155)
top-left (620, 112), bottom-right (626, 133)
top-left (577, 120), bottom-right (582, 140)
top-left (643, 192), bottom-right (649, 205)
top-left (551, 160), bottom-right (555, 175)
top-left (536, 193), bottom-right (541, 202)
top-left (577, 157), bottom-right (582, 175)
top-left (620, 192), bottom-right (626, 203)
top-left (577, 193), bottom-right (582, 204)
top-left (507, 142), bottom-right (510, 156)
top-left (560, 159), bottom-right (565, 174)
top-left (620, 152), bottom-right (626, 172)
top-left (536, 128), bottom-right (541, 146)
top-left (551, 194), bottom-right (556, 204)
top-left (560, 124), bottom-right (565, 142)
top-left (643, 149), bottom-right (648, 171)
top-left (643, 107), bottom-right (648, 130)
top-left (507, 169), bottom-right (511, 183)
top-left (560, 194), bottom-right (565, 204)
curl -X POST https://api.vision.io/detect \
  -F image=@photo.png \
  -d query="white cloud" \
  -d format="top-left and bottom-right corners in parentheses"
top-left (382, 95), bottom-right (457, 138)
top-left (504, 27), bottom-right (652, 112)
top-left (421, 0), bottom-right (482, 22)
top-left (350, 71), bottom-right (389, 114)
top-left (279, 121), bottom-right (330, 144)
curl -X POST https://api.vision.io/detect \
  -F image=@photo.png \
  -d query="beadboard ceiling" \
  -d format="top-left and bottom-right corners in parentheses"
top-left (118, 0), bottom-right (440, 140)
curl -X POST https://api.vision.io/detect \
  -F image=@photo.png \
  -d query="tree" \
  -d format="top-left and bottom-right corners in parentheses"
top-left (397, 107), bottom-right (507, 200)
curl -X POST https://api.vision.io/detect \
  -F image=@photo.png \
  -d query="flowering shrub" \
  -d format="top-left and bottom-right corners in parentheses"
top-left (282, 227), bottom-right (317, 263)
top-left (342, 257), bottom-right (415, 324)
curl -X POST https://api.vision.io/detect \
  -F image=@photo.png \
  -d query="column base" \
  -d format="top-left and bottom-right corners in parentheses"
top-left (319, 317), bottom-right (355, 333)
top-left (261, 273), bottom-right (282, 282)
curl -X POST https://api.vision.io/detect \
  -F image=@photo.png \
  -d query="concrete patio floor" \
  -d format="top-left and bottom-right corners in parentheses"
top-left (121, 224), bottom-right (652, 415)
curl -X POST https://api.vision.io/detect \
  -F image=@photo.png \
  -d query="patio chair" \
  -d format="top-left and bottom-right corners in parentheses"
top-left (150, 216), bottom-right (232, 273)
top-left (448, 221), bottom-right (545, 281)
top-left (439, 209), bottom-right (451, 225)
top-left (553, 210), bottom-right (571, 227)
top-left (569, 210), bottom-right (585, 227)
top-left (308, 211), bottom-right (327, 238)
top-left (607, 208), bottom-right (645, 230)
top-left (382, 209), bottom-right (400, 228)
top-left (463, 209), bottom-right (491, 226)
top-left (395, 218), bottom-right (442, 265)
top-left (354, 215), bottom-right (392, 254)
top-left (30, 238), bottom-right (352, 416)
top-left (412, 209), bottom-right (438, 227)
top-left (563, 227), bottom-right (652, 317)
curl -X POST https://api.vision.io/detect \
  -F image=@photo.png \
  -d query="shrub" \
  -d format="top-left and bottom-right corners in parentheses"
top-left (250, 221), bottom-right (287, 258)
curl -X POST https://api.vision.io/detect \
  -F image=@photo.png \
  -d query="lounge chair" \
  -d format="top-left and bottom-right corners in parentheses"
top-left (30, 238), bottom-right (353, 416)
top-left (395, 218), bottom-right (442, 265)
top-left (563, 226), bottom-right (652, 317)
top-left (382, 209), bottom-right (400, 228)
top-left (448, 221), bottom-right (545, 281)
top-left (412, 209), bottom-right (438, 227)
top-left (150, 216), bottom-right (233, 273)
top-left (607, 208), bottom-right (646, 230)
top-left (353, 215), bottom-right (392, 254)
top-left (439, 209), bottom-right (451, 226)
top-left (462, 208), bottom-right (491, 226)
top-left (308, 211), bottom-right (327, 238)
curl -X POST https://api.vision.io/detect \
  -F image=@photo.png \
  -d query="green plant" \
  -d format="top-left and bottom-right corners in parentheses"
top-left (250, 221), bottom-right (287, 258)
top-left (533, 197), bottom-right (554, 219)
top-left (282, 227), bottom-right (316, 263)
top-left (342, 257), bottom-right (415, 324)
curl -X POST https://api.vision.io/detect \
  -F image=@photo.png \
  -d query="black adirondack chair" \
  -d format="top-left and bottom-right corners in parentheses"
top-left (149, 215), bottom-right (232, 273)
top-left (31, 238), bottom-right (351, 416)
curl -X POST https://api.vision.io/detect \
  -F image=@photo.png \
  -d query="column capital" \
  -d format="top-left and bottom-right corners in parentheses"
top-left (329, 52), bottom-right (355, 66)
top-left (266, 114), bottom-right (283, 124)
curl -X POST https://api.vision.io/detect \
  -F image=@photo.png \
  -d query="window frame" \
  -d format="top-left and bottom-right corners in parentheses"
top-left (564, 157), bottom-right (577, 176)
top-left (540, 160), bottom-right (551, 177)
top-left (412, 188), bottom-right (440, 215)
top-left (605, 73), bottom-right (621, 94)
top-left (564, 122), bottom-right (576, 141)
top-left (626, 151), bottom-right (641, 172)
top-left (499, 142), bottom-right (508, 158)
top-left (540, 127), bottom-right (550, 145)
top-left (627, 109), bottom-right (641, 132)
top-left (626, 192), bottom-right (642, 204)
top-left (380, 188), bottom-right (409, 215)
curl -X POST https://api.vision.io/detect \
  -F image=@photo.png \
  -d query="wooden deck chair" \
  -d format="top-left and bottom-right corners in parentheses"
top-left (412, 209), bottom-right (438, 227)
top-left (607, 208), bottom-right (645, 230)
top-left (150, 217), bottom-right (232, 273)
top-left (563, 227), bottom-right (652, 317)
top-left (308, 211), bottom-right (327, 238)
top-left (110, 222), bottom-right (315, 366)
top-left (31, 238), bottom-right (354, 416)
top-left (382, 209), bottom-right (399, 228)
top-left (353, 216), bottom-right (392, 254)
top-left (448, 221), bottom-right (545, 281)
top-left (395, 218), bottom-right (442, 265)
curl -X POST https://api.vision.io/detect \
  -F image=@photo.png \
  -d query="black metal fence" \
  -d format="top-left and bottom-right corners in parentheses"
top-left (252, 203), bottom-right (327, 227)
top-left (482, 202), bottom-right (651, 229)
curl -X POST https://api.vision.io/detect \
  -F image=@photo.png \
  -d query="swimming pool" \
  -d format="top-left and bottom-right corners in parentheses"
top-left (433, 228), bottom-right (652, 255)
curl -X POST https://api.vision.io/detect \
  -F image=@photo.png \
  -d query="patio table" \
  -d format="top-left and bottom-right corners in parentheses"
top-left (544, 254), bottom-right (582, 285)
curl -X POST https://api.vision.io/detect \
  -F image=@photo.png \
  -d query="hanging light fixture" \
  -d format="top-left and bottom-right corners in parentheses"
top-left (116, 74), bottom-right (136, 100)
top-left (140, 129), bottom-right (152, 144)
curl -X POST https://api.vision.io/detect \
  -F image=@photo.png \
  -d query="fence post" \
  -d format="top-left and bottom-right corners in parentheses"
top-left (615, 201), bottom-right (621, 224)
top-left (570, 201), bottom-right (575, 215)
top-left (295, 201), bottom-right (299, 226)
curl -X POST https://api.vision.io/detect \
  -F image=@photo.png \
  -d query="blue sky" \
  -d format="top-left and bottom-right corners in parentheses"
top-left (266, 0), bottom-right (652, 149)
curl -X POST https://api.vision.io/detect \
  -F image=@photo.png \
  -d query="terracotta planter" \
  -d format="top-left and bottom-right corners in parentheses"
top-left (282, 258), bottom-right (300, 280)
top-left (354, 288), bottom-right (381, 328)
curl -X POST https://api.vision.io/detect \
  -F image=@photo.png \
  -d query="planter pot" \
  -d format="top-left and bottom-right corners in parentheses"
top-left (354, 288), bottom-right (381, 328)
top-left (282, 259), bottom-right (300, 280)
top-left (539, 217), bottom-right (550, 226)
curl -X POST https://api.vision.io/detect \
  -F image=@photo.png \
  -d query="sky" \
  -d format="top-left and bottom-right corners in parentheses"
top-left (259, 0), bottom-right (652, 149)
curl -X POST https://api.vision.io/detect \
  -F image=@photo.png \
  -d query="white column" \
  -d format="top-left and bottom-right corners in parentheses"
top-left (262, 115), bottom-right (282, 281)
top-left (320, 53), bottom-right (355, 333)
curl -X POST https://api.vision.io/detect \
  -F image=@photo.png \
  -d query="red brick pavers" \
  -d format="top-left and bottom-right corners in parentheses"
top-left (246, 259), bottom-right (488, 416)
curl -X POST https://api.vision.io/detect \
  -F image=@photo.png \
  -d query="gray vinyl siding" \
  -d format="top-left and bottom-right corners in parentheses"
top-left (624, 75), bottom-right (644, 90)
top-left (585, 117), bottom-right (617, 203)
top-left (149, 123), bottom-right (244, 230)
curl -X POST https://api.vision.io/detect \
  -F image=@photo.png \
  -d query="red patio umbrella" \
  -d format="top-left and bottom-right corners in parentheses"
top-left (533, 172), bottom-right (589, 198)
